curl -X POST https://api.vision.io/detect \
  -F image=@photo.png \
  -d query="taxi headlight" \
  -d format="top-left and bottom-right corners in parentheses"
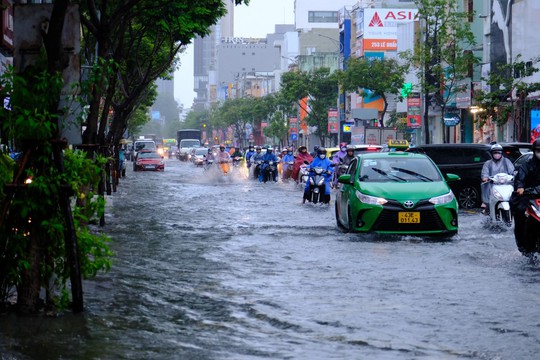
top-left (356, 190), bottom-right (387, 205)
top-left (429, 191), bottom-right (454, 205)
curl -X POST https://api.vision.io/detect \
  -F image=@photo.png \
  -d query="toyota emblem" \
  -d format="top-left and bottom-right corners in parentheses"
top-left (403, 200), bottom-right (415, 209)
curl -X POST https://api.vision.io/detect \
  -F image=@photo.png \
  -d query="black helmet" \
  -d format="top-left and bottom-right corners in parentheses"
top-left (314, 145), bottom-right (319, 151)
top-left (298, 145), bottom-right (307, 152)
top-left (317, 147), bottom-right (326, 155)
top-left (533, 139), bottom-right (540, 151)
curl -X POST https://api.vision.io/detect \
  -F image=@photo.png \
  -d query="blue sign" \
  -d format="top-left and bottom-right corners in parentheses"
top-left (291, 133), bottom-right (298, 141)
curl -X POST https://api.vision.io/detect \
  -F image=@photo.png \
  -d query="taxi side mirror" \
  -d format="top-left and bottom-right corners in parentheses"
top-left (338, 174), bottom-right (352, 184)
top-left (445, 173), bottom-right (460, 182)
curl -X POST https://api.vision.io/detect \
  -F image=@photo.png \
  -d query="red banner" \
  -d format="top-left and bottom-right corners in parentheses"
top-left (327, 110), bottom-right (339, 133)
top-left (407, 93), bottom-right (422, 128)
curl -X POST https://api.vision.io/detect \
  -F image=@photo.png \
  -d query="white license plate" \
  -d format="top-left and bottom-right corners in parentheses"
top-left (145, 165), bottom-right (156, 169)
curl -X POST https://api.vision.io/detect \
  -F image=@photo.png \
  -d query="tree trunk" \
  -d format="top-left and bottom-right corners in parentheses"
top-left (17, 227), bottom-right (42, 313)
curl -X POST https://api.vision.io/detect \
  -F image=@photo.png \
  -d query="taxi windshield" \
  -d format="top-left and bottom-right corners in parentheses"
top-left (359, 157), bottom-right (442, 183)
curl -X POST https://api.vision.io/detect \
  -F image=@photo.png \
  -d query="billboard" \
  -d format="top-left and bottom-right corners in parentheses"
top-left (363, 8), bottom-right (418, 52)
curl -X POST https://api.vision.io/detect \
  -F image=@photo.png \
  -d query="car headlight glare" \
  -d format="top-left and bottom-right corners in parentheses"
top-left (356, 190), bottom-right (387, 205)
top-left (429, 191), bottom-right (454, 205)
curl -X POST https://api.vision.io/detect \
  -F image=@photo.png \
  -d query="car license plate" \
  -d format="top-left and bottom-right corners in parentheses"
top-left (145, 165), bottom-right (155, 169)
top-left (398, 212), bottom-right (420, 223)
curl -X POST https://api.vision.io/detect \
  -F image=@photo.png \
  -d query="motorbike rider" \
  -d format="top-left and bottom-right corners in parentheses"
top-left (304, 147), bottom-right (334, 200)
top-left (249, 146), bottom-right (265, 178)
top-left (292, 145), bottom-right (314, 182)
top-left (260, 147), bottom-right (279, 182)
top-left (341, 145), bottom-right (356, 166)
top-left (332, 142), bottom-right (348, 165)
top-left (481, 143), bottom-right (514, 214)
top-left (216, 144), bottom-right (231, 174)
top-left (230, 147), bottom-right (243, 166)
top-left (245, 145), bottom-right (255, 169)
top-left (512, 138), bottom-right (540, 252)
top-left (281, 148), bottom-right (296, 181)
top-left (310, 145), bottom-right (320, 158)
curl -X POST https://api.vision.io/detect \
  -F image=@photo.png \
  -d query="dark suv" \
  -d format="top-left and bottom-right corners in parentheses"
top-left (407, 143), bottom-right (523, 209)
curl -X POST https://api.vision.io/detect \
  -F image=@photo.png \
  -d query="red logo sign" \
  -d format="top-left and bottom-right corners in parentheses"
top-left (369, 12), bottom-right (384, 27)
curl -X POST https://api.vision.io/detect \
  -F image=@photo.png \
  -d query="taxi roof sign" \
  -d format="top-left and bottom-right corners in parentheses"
top-left (387, 139), bottom-right (409, 150)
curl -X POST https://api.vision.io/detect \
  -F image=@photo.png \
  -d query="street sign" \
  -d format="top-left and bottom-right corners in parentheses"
top-left (291, 133), bottom-right (298, 141)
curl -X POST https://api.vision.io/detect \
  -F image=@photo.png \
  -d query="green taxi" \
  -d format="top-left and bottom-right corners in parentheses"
top-left (335, 151), bottom-right (460, 237)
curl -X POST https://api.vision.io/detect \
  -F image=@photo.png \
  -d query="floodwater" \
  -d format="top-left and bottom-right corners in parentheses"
top-left (1, 159), bottom-right (540, 360)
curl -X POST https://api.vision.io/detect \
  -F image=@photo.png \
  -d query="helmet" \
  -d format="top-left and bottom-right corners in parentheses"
top-left (340, 142), bottom-right (347, 148)
top-left (298, 145), bottom-right (307, 152)
top-left (490, 144), bottom-right (503, 153)
top-left (533, 139), bottom-right (540, 151)
top-left (282, 148), bottom-right (287, 153)
top-left (313, 145), bottom-right (319, 151)
top-left (267, 147), bottom-right (273, 152)
top-left (256, 146), bottom-right (262, 151)
top-left (249, 145), bottom-right (254, 150)
top-left (317, 147), bottom-right (326, 155)
top-left (346, 145), bottom-right (355, 152)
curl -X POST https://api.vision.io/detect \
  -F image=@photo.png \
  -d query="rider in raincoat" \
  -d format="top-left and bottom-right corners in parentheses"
top-left (480, 143), bottom-right (514, 213)
top-left (216, 144), bottom-right (231, 175)
top-left (260, 147), bottom-right (279, 182)
top-left (245, 145), bottom-right (255, 169)
top-left (281, 149), bottom-right (296, 181)
top-left (305, 147), bottom-right (333, 196)
top-left (332, 142), bottom-right (348, 166)
top-left (292, 146), bottom-right (313, 182)
top-left (249, 146), bottom-right (265, 179)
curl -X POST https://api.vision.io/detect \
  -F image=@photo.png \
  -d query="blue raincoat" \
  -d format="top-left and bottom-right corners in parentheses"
top-left (305, 156), bottom-right (334, 194)
top-left (261, 151), bottom-right (279, 181)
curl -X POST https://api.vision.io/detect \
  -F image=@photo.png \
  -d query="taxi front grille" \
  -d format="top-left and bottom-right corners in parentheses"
top-left (371, 208), bottom-right (446, 232)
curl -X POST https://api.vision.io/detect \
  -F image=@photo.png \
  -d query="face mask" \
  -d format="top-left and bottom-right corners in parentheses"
top-left (319, 154), bottom-right (326, 159)
top-left (492, 153), bottom-right (502, 160)
top-left (341, 147), bottom-right (347, 152)
top-left (288, 152), bottom-right (293, 155)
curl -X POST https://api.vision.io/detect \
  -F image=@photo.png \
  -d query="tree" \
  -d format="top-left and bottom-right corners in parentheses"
top-left (474, 56), bottom-right (540, 142)
top-left (281, 68), bottom-right (339, 145)
top-left (405, 0), bottom-right (476, 143)
top-left (339, 57), bottom-right (408, 127)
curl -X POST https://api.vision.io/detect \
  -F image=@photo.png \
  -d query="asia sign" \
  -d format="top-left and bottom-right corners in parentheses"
top-left (363, 8), bottom-right (418, 52)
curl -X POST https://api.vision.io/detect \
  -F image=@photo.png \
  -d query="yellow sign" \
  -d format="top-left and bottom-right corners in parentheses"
top-left (388, 139), bottom-right (409, 149)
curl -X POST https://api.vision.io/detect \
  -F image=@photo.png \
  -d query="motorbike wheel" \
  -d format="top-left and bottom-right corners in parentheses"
top-left (312, 191), bottom-right (319, 204)
top-left (501, 209), bottom-right (512, 227)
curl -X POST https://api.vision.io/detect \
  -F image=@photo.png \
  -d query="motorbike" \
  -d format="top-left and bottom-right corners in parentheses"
top-left (218, 159), bottom-right (231, 176)
top-left (253, 160), bottom-right (263, 180)
top-left (203, 159), bottom-right (214, 171)
top-left (297, 163), bottom-right (310, 189)
top-left (262, 161), bottom-right (278, 183)
top-left (485, 173), bottom-right (514, 227)
top-left (232, 156), bottom-right (241, 167)
top-left (282, 161), bottom-right (294, 181)
top-left (332, 160), bottom-right (349, 188)
top-left (303, 167), bottom-right (332, 204)
top-left (516, 186), bottom-right (540, 254)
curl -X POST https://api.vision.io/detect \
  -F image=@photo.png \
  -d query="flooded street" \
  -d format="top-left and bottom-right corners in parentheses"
top-left (2, 158), bottom-right (540, 360)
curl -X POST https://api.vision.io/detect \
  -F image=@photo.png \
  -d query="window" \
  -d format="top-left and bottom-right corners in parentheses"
top-left (308, 11), bottom-right (338, 23)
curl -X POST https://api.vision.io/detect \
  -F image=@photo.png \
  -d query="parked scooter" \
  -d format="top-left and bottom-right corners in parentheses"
top-left (303, 167), bottom-right (332, 204)
top-left (485, 173), bottom-right (514, 227)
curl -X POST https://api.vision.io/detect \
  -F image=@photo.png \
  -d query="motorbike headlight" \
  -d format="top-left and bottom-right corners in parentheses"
top-left (309, 177), bottom-right (315, 185)
top-left (356, 190), bottom-right (387, 205)
top-left (317, 178), bottom-right (325, 186)
top-left (429, 191), bottom-right (454, 205)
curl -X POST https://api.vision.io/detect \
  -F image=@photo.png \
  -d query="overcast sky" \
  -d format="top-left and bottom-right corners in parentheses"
top-left (173, 0), bottom-right (295, 109)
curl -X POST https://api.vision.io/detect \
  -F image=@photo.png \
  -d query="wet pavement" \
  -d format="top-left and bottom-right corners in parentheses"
top-left (1, 159), bottom-right (540, 360)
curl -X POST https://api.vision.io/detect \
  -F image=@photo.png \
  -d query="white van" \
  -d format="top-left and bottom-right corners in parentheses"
top-left (133, 140), bottom-right (156, 160)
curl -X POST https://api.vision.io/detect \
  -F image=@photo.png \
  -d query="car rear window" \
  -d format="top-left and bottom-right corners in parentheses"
top-left (138, 152), bottom-right (160, 159)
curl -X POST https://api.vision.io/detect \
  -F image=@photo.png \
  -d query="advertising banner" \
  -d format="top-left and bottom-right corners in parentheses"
top-left (443, 108), bottom-right (461, 127)
top-left (327, 110), bottom-right (339, 133)
top-left (407, 93), bottom-right (422, 128)
top-left (530, 110), bottom-right (540, 142)
top-left (363, 8), bottom-right (418, 53)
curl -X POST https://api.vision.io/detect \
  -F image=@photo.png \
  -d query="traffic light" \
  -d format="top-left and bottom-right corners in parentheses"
top-left (202, 123), bottom-right (207, 128)
top-left (401, 82), bottom-right (412, 98)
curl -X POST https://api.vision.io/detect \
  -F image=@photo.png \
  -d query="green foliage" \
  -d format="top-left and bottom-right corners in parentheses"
top-left (339, 58), bottom-right (408, 126)
top-left (281, 68), bottom-right (339, 142)
top-left (0, 68), bottom-right (112, 311)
